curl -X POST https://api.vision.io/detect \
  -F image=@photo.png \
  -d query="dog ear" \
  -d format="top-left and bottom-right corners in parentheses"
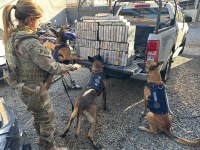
top-left (49, 28), bottom-right (59, 37)
top-left (97, 54), bottom-right (102, 62)
top-left (88, 56), bottom-right (94, 62)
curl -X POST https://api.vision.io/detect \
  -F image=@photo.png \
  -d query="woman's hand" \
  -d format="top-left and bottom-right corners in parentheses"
top-left (72, 64), bottom-right (81, 70)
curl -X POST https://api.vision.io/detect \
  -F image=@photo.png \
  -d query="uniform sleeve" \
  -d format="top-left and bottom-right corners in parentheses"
top-left (22, 38), bottom-right (74, 74)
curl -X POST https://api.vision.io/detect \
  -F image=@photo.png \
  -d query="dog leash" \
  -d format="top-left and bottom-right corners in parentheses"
top-left (61, 76), bottom-right (74, 112)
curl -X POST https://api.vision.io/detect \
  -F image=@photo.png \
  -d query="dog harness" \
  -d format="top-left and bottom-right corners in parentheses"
top-left (86, 72), bottom-right (104, 96)
top-left (146, 83), bottom-right (169, 114)
top-left (52, 44), bottom-right (70, 64)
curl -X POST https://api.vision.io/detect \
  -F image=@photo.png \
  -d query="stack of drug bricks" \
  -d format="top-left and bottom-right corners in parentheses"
top-left (75, 15), bottom-right (135, 67)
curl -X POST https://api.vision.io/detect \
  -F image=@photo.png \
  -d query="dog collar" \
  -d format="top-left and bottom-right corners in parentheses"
top-left (149, 64), bottom-right (160, 71)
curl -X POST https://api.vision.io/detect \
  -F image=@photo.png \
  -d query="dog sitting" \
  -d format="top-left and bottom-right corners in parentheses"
top-left (60, 55), bottom-right (107, 150)
top-left (139, 61), bottom-right (200, 147)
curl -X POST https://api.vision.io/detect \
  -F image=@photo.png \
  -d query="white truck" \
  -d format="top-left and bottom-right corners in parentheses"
top-left (77, 0), bottom-right (192, 81)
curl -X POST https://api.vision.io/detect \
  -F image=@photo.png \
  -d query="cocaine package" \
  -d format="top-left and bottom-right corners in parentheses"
top-left (75, 22), bottom-right (99, 59)
top-left (75, 15), bottom-right (136, 66)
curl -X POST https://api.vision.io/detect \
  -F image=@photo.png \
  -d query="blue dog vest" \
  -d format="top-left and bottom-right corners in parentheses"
top-left (146, 83), bottom-right (169, 114)
top-left (86, 73), bottom-right (104, 96)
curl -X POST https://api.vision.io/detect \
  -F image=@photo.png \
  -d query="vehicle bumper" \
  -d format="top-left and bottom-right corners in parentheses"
top-left (131, 72), bottom-right (147, 81)
top-left (78, 60), bottom-right (147, 80)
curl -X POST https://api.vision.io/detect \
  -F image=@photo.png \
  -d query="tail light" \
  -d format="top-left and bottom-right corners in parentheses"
top-left (146, 40), bottom-right (159, 62)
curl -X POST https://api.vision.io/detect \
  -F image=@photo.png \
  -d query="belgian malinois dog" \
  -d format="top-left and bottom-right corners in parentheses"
top-left (43, 27), bottom-right (83, 90)
top-left (60, 55), bottom-right (107, 150)
top-left (139, 61), bottom-right (200, 147)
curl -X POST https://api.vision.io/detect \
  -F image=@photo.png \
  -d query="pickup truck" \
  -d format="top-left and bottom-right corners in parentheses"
top-left (77, 0), bottom-right (192, 81)
top-left (0, 28), bottom-right (7, 80)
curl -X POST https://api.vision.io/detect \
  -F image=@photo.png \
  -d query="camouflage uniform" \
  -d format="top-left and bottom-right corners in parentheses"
top-left (6, 25), bottom-right (74, 150)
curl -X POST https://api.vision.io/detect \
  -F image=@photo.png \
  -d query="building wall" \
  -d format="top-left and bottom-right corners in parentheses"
top-left (0, 0), bottom-right (67, 29)
top-left (184, 9), bottom-right (199, 22)
top-left (66, 6), bottom-right (118, 25)
top-left (35, 0), bottom-right (67, 26)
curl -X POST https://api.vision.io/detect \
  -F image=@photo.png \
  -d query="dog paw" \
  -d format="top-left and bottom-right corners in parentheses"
top-left (60, 133), bottom-right (66, 138)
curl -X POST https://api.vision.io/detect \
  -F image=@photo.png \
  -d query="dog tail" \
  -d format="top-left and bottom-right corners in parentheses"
top-left (164, 130), bottom-right (200, 147)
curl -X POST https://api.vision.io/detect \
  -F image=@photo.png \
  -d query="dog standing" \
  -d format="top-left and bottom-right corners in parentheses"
top-left (60, 55), bottom-right (107, 150)
top-left (139, 61), bottom-right (200, 147)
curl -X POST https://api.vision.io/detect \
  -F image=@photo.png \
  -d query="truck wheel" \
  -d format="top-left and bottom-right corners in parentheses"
top-left (179, 38), bottom-right (186, 54)
top-left (161, 55), bottom-right (172, 82)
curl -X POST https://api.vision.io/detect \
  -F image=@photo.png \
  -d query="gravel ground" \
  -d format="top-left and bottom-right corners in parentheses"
top-left (0, 26), bottom-right (200, 150)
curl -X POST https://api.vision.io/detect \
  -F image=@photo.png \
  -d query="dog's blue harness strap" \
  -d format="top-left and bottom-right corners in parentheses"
top-left (86, 73), bottom-right (104, 96)
top-left (146, 83), bottom-right (169, 114)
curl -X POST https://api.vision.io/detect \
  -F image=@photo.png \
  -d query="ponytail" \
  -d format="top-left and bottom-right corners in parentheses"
top-left (2, 5), bottom-right (15, 45)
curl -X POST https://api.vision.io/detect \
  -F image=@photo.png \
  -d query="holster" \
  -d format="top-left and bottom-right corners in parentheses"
top-left (15, 83), bottom-right (41, 111)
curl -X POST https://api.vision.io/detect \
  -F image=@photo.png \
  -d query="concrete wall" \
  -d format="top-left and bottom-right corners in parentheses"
top-left (35, 0), bottom-right (67, 26)
top-left (66, 6), bottom-right (117, 25)
top-left (0, 0), bottom-right (67, 29)
top-left (183, 9), bottom-right (199, 22)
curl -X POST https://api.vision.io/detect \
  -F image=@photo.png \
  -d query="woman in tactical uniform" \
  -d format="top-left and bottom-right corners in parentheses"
top-left (2, 0), bottom-right (79, 150)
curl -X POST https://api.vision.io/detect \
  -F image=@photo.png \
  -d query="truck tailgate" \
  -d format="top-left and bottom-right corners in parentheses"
top-left (78, 60), bottom-right (143, 77)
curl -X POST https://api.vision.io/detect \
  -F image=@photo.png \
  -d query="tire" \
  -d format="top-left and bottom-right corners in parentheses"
top-left (179, 38), bottom-right (186, 54)
top-left (161, 55), bottom-right (172, 82)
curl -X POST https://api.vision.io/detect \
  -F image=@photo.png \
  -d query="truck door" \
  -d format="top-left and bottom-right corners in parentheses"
top-left (175, 8), bottom-right (184, 49)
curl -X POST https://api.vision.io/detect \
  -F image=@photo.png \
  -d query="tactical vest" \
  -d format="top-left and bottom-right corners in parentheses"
top-left (86, 72), bottom-right (104, 96)
top-left (146, 83), bottom-right (169, 114)
top-left (5, 31), bottom-right (48, 84)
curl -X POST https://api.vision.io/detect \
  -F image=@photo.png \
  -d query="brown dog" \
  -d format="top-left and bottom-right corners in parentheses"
top-left (139, 61), bottom-right (200, 147)
top-left (43, 27), bottom-right (84, 90)
top-left (60, 55), bottom-right (107, 150)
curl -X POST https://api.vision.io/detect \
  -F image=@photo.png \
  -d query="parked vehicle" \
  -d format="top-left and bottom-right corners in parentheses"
top-left (77, 0), bottom-right (192, 82)
top-left (0, 97), bottom-right (33, 150)
top-left (0, 28), bottom-right (7, 81)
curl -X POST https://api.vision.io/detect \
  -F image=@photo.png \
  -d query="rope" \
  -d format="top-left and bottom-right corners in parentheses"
top-left (61, 76), bottom-right (74, 112)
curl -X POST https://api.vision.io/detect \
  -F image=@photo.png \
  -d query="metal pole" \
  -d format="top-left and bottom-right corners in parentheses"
top-left (196, 0), bottom-right (200, 22)
top-left (109, 0), bottom-right (112, 13)
top-left (78, 0), bottom-right (81, 21)
top-left (156, 0), bottom-right (162, 33)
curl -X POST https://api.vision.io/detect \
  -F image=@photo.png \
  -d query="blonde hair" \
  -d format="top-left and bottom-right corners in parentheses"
top-left (2, 0), bottom-right (43, 45)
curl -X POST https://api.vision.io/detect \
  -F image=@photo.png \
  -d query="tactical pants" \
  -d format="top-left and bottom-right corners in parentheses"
top-left (15, 83), bottom-right (55, 149)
